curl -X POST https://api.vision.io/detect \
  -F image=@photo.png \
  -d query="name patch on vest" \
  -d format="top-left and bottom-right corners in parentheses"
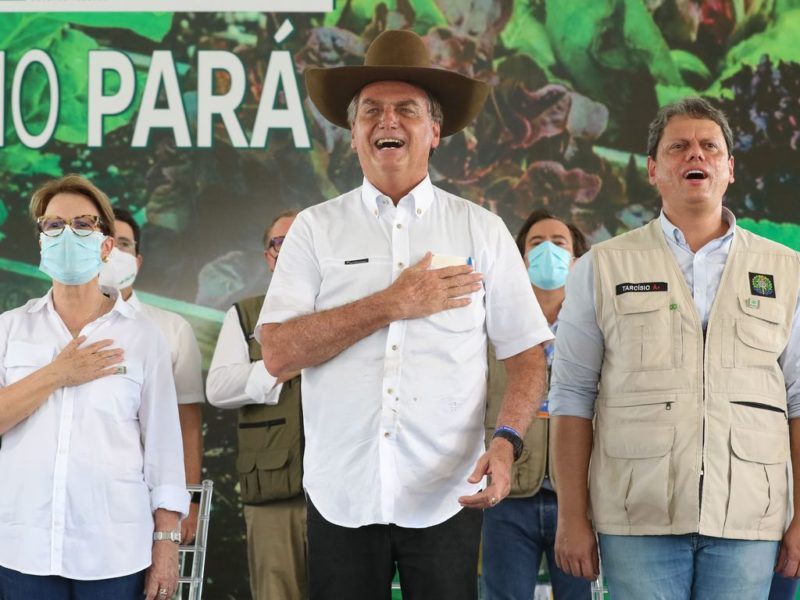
top-left (749, 272), bottom-right (776, 298)
top-left (615, 282), bottom-right (668, 295)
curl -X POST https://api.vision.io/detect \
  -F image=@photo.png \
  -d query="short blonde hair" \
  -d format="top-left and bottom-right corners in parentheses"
top-left (30, 174), bottom-right (115, 237)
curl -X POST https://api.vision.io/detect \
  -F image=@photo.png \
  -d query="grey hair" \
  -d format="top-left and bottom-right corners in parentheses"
top-left (646, 97), bottom-right (734, 159)
top-left (346, 87), bottom-right (444, 128)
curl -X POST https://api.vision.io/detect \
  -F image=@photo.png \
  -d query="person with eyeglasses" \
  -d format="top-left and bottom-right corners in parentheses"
top-left (207, 210), bottom-right (307, 600)
top-left (98, 208), bottom-right (205, 547)
top-left (0, 175), bottom-right (189, 600)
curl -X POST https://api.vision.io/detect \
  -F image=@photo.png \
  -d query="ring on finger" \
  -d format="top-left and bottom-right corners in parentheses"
top-left (158, 588), bottom-right (169, 597)
top-left (489, 496), bottom-right (498, 506)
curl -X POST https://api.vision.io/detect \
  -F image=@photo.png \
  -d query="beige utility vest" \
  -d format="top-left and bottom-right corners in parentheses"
top-left (591, 219), bottom-right (799, 540)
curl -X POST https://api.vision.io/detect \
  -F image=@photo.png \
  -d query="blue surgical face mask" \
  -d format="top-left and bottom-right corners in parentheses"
top-left (527, 241), bottom-right (571, 290)
top-left (39, 230), bottom-right (105, 285)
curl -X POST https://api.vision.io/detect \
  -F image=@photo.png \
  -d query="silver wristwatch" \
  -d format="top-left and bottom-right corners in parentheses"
top-left (153, 530), bottom-right (181, 544)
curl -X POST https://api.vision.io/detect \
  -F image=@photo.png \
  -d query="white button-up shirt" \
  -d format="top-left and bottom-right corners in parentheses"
top-left (0, 290), bottom-right (189, 579)
top-left (128, 292), bottom-right (204, 405)
top-left (257, 176), bottom-right (552, 528)
top-left (207, 304), bottom-right (283, 408)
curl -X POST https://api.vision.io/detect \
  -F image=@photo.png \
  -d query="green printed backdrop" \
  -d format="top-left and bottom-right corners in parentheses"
top-left (1, 2), bottom-right (800, 597)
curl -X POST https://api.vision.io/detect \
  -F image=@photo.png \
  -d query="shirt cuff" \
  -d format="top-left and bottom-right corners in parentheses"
top-left (244, 361), bottom-right (281, 405)
top-left (150, 485), bottom-right (191, 519)
top-left (493, 330), bottom-right (554, 361)
top-left (177, 392), bottom-right (205, 405)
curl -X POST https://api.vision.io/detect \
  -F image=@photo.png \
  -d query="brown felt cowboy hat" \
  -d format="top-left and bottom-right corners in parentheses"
top-left (305, 29), bottom-right (490, 137)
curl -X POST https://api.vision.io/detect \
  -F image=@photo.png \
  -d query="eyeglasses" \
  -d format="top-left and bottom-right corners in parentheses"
top-left (37, 214), bottom-right (103, 237)
top-left (267, 236), bottom-right (286, 253)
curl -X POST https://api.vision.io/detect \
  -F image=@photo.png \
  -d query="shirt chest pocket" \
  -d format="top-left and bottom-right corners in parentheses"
top-left (614, 292), bottom-right (678, 371)
top-left (724, 296), bottom-right (785, 369)
top-left (318, 257), bottom-right (392, 310)
top-left (87, 361), bottom-right (143, 421)
top-left (3, 341), bottom-right (54, 383)
top-left (426, 286), bottom-right (486, 333)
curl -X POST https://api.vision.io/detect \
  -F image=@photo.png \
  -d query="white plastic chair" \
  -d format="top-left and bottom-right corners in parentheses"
top-left (591, 559), bottom-right (608, 600)
top-left (176, 480), bottom-right (214, 600)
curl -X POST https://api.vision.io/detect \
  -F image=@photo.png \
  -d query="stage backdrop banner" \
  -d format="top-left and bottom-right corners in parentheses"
top-left (1, 2), bottom-right (799, 597)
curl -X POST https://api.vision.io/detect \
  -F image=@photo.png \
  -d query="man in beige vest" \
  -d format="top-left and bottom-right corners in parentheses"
top-left (549, 97), bottom-right (800, 599)
top-left (206, 211), bottom-right (307, 600)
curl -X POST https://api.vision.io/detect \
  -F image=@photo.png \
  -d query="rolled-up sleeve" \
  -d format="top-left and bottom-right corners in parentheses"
top-left (173, 319), bottom-right (204, 405)
top-left (549, 252), bottom-right (604, 419)
top-left (780, 287), bottom-right (800, 419)
top-left (138, 325), bottom-right (190, 517)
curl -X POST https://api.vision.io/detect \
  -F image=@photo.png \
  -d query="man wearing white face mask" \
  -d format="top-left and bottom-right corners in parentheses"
top-left (99, 208), bottom-right (204, 545)
top-left (482, 209), bottom-right (591, 600)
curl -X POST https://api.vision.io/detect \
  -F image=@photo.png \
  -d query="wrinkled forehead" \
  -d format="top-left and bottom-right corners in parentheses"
top-left (661, 116), bottom-right (726, 144)
top-left (358, 80), bottom-right (430, 105)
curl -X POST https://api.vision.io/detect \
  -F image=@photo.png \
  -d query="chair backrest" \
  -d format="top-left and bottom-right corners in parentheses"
top-left (177, 480), bottom-right (214, 600)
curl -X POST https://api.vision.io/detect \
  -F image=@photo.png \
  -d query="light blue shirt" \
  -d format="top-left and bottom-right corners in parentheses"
top-left (549, 208), bottom-right (800, 419)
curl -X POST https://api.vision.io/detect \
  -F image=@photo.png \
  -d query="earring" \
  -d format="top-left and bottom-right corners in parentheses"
top-left (102, 255), bottom-right (110, 263)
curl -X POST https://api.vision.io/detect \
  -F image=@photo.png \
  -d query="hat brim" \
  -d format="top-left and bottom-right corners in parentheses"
top-left (305, 65), bottom-right (490, 138)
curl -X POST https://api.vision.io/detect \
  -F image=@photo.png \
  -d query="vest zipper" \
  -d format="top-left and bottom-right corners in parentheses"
top-left (699, 329), bottom-right (706, 517)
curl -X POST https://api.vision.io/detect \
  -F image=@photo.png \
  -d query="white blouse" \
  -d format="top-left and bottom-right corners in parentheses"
top-left (0, 289), bottom-right (189, 580)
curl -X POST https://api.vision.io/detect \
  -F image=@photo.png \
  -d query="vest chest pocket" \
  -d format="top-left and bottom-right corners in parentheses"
top-left (613, 293), bottom-right (677, 371)
top-left (727, 296), bottom-right (785, 369)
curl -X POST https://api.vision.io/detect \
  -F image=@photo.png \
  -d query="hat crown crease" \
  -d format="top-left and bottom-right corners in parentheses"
top-left (365, 34), bottom-right (431, 68)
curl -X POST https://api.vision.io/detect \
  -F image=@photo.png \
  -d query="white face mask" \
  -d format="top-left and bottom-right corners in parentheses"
top-left (98, 247), bottom-right (138, 290)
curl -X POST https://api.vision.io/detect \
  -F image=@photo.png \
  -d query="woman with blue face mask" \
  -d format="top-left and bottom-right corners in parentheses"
top-left (0, 175), bottom-right (188, 600)
top-left (482, 209), bottom-right (590, 600)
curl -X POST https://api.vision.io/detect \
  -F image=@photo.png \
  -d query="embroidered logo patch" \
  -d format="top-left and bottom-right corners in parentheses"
top-left (749, 272), bottom-right (776, 298)
top-left (615, 282), bottom-right (668, 295)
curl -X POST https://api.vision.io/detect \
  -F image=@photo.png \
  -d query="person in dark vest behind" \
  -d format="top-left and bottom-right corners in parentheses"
top-left (206, 210), bottom-right (305, 600)
top-left (482, 209), bottom-right (591, 600)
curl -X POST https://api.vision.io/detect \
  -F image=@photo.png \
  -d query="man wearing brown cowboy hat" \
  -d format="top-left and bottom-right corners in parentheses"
top-left (256, 29), bottom-right (551, 599)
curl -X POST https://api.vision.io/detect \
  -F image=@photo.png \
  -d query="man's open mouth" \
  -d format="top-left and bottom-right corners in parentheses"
top-left (375, 138), bottom-right (405, 149)
top-left (684, 169), bottom-right (708, 180)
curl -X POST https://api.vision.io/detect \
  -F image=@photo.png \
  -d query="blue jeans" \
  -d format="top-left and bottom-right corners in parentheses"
top-left (769, 572), bottom-right (799, 600)
top-left (598, 533), bottom-right (779, 600)
top-left (482, 490), bottom-right (591, 600)
top-left (0, 565), bottom-right (145, 600)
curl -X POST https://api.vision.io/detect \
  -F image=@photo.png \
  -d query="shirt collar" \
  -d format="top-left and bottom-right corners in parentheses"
top-left (28, 286), bottom-right (137, 319)
top-left (125, 289), bottom-right (143, 313)
top-left (659, 207), bottom-right (736, 247)
top-left (360, 175), bottom-right (435, 219)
